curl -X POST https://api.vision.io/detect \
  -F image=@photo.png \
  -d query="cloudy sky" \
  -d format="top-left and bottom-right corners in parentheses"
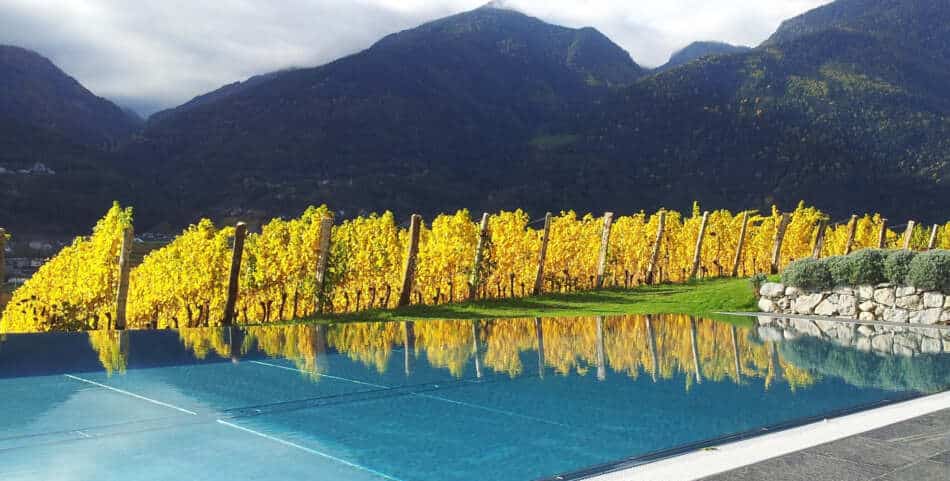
top-left (0, 0), bottom-right (830, 116)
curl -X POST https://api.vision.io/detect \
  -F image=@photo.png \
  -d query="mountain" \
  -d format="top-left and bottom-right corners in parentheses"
top-left (572, 0), bottom-right (950, 219)
top-left (7, 0), bottom-right (950, 235)
top-left (658, 41), bottom-right (752, 71)
top-left (0, 46), bottom-right (141, 235)
top-left (127, 4), bottom-right (644, 225)
top-left (0, 45), bottom-right (140, 148)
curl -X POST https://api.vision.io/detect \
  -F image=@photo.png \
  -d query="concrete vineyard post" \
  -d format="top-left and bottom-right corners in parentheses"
top-left (730, 212), bottom-right (749, 277)
top-left (114, 226), bottom-right (134, 330)
top-left (903, 221), bottom-right (916, 250)
top-left (770, 213), bottom-right (790, 274)
top-left (689, 211), bottom-right (710, 279)
top-left (877, 219), bottom-right (888, 248)
top-left (843, 215), bottom-right (858, 255)
top-left (314, 215), bottom-right (334, 314)
top-left (812, 219), bottom-right (826, 260)
top-left (468, 213), bottom-right (490, 300)
top-left (532, 213), bottom-right (552, 295)
top-left (595, 212), bottom-right (614, 288)
top-left (223, 222), bottom-right (247, 326)
top-left (645, 211), bottom-right (666, 284)
top-left (398, 214), bottom-right (422, 307)
top-left (928, 224), bottom-right (939, 250)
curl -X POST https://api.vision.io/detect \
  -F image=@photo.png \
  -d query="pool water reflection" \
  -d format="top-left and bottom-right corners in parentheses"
top-left (0, 314), bottom-right (947, 481)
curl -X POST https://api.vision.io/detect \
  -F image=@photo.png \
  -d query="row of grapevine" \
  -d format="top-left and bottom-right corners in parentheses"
top-left (3, 201), bottom-right (949, 333)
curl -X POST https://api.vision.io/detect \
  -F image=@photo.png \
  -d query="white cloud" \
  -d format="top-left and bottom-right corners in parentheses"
top-left (0, 0), bottom-right (831, 116)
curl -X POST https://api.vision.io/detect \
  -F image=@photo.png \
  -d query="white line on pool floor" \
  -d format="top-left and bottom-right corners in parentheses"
top-left (586, 390), bottom-right (950, 481)
top-left (63, 374), bottom-right (199, 416)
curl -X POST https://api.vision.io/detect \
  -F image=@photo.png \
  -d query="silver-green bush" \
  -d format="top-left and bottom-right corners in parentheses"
top-left (845, 249), bottom-right (887, 285)
top-left (782, 258), bottom-right (832, 291)
top-left (906, 250), bottom-right (950, 293)
top-left (822, 255), bottom-right (852, 286)
top-left (884, 250), bottom-right (917, 285)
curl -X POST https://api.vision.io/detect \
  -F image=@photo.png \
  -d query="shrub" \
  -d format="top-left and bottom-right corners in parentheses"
top-left (822, 256), bottom-right (852, 286)
top-left (884, 250), bottom-right (917, 285)
top-left (845, 249), bottom-right (887, 285)
top-left (906, 250), bottom-right (950, 292)
top-left (782, 258), bottom-right (832, 291)
top-left (749, 273), bottom-right (768, 296)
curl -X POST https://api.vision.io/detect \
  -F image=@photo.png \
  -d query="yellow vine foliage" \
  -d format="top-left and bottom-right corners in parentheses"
top-left (1, 203), bottom-right (133, 333)
top-left (5, 201), bottom-right (950, 331)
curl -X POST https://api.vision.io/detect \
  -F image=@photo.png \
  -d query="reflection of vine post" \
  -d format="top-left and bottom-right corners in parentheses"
top-left (532, 213), bottom-right (552, 295)
top-left (314, 215), bottom-right (334, 313)
top-left (877, 218), bottom-right (888, 248)
top-left (645, 315), bottom-right (658, 382)
top-left (534, 317), bottom-right (545, 378)
top-left (114, 226), bottom-right (134, 330)
top-left (730, 212), bottom-right (749, 277)
top-left (689, 317), bottom-right (702, 383)
top-left (595, 212), bottom-right (614, 288)
top-left (812, 218), bottom-right (826, 259)
top-left (468, 213), bottom-right (490, 300)
top-left (471, 320), bottom-right (482, 379)
top-left (927, 224), bottom-right (939, 250)
top-left (398, 215), bottom-right (422, 307)
top-left (689, 211), bottom-right (709, 279)
top-left (843, 214), bottom-right (859, 255)
top-left (730, 325), bottom-right (741, 383)
top-left (223, 223), bottom-right (247, 326)
top-left (902, 220), bottom-right (916, 250)
top-left (770, 213), bottom-right (790, 274)
top-left (403, 321), bottom-right (415, 376)
top-left (645, 211), bottom-right (666, 284)
top-left (595, 316), bottom-right (606, 381)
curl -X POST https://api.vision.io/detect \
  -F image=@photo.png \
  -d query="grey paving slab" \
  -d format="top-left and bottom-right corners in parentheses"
top-left (699, 409), bottom-right (950, 481)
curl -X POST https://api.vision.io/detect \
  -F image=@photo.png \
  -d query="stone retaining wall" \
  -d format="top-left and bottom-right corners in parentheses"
top-left (757, 282), bottom-right (950, 325)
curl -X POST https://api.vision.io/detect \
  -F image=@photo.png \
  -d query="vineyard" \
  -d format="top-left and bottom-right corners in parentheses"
top-left (2, 202), bottom-right (949, 334)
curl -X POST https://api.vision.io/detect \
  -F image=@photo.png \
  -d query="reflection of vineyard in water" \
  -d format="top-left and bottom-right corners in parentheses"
top-left (83, 315), bottom-right (819, 391)
top-left (5, 201), bottom-right (949, 333)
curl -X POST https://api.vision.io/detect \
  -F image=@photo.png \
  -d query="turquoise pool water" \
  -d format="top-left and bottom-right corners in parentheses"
top-left (0, 315), bottom-right (947, 480)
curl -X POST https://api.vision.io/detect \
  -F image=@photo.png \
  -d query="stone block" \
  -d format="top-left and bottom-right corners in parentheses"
top-left (896, 294), bottom-right (921, 309)
top-left (923, 291), bottom-right (944, 309)
top-left (874, 287), bottom-right (896, 305)
top-left (793, 293), bottom-right (824, 315)
top-left (760, 282), bottom-right (785, 298)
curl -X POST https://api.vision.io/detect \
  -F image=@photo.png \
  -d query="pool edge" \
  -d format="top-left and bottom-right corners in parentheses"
top-left (577, 389), bottom-right (950, 481)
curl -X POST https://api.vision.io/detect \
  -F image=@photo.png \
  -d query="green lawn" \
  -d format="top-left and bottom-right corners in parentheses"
top-left (296, 277), bottom-right (757, 325)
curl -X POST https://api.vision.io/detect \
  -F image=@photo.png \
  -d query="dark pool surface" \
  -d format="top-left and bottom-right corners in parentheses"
top-left (1, 315), bottom-right (948, 481)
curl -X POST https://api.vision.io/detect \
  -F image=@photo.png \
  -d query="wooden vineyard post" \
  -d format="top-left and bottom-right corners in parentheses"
top-left (843, 215), bottom-right (859, 255)
top-left (770, 213), bottom-right (790, 275)
top-left (595, 212), bottom-right (614, 288)
top-left (730, 212), bottom-right (749, 277)
top-left (223, 222), bottom-right (247, 326)
top-left (0, 227), bottom-right (6, 288)
top-left (877, 219), bottom-right (888, 248)
top-left (928, 224), bottom-right (939, 250)
top-left (812, 219), bottom-right (826, 260)
top-left (689, 211), bottom-right (710, 279)
top-left (903, 221), bottom-right (916, 251)
top-left (314, 215), bottom-right (334, 314)
top-left (645, 211), bottom-right (666, 284)
top-left (114, 226), bottom-right (134, 330)
top-left (532, 213), bottom-right (552, 295)
top-left (398, 215), bottom-right (422, 307)
top-left (468, 213), bottom-right (490, 300)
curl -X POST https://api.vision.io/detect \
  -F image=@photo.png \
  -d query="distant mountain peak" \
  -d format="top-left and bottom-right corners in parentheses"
top-left (657, 41), bottom-right (752, 71)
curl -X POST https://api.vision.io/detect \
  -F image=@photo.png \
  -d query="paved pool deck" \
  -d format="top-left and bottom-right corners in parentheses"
top-left (700, 408), bottom-right (950, 481)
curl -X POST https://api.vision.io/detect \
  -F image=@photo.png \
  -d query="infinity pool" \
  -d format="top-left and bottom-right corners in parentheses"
top-left (1, 315), bottom-right (947, 480)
